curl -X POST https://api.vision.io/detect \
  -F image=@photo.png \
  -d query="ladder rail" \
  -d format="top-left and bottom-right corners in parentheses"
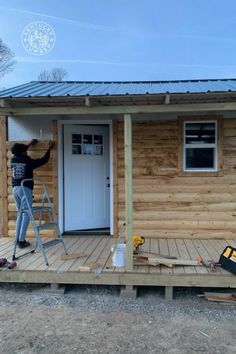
top-left (12, 177), bottom-right (67, 265)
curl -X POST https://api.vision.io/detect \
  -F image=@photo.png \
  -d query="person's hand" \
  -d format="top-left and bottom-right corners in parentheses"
top-left (28, 139), bottom-right (38, 147)
top-left (48, 141), bottom-right (54, 150)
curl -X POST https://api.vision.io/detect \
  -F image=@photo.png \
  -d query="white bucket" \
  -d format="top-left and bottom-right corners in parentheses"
top-left (111, 243), bottom-right (126, 267)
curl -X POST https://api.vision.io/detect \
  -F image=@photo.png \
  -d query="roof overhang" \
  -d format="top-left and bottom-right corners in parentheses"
top-left (1, 91), bottom-right (236, 116)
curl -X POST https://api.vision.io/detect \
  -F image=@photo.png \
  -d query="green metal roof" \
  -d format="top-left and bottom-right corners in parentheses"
top-left (1, 79), bottom-right (236, 98)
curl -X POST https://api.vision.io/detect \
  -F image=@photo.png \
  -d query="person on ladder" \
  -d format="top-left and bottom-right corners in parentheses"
top-left (11, 139), bottom-right (53, 248)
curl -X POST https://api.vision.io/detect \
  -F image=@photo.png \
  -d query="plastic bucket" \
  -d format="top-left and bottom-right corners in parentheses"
top-left (111, 243), bottom-right (126, 267)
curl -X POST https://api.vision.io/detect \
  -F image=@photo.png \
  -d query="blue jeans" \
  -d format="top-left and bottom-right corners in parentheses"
top-left (13, 186), bottom-right (32, 242)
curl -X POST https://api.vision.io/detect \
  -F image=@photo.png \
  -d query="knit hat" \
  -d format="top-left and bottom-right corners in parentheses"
top-left (11, 143), bottom-right (28, 155)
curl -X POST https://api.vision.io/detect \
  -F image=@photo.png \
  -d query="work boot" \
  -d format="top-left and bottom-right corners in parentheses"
top-left (18, 240), bottom-right (31, 248)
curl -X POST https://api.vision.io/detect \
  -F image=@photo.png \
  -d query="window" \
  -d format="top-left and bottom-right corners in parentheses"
top-left (72, 134), bottom-right (104, 156)
top-left (183, 121), bottom-right (217, 171)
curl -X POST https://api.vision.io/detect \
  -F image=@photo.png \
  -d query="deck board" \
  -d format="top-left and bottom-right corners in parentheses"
top-left (1, 236), bottom-right (236, 289)
top-left (184, 239), bottom-right (208, 274)
top-left (149, 238), bottom-right (161, 274)
top-left (69, 237), bottom-right (102, 272)
top-left (202, 239), bottom-right (226, 275)
top-left (18, 238), bottom-right (51, 269)
top-left (62, 237), bottom-right (97, 272)
top-left (45, 237), bottom-right (81, 271)
top-left (159, 238), bottom-right (173, 275)
top-left (136, 237), bottom-right (151, 274)
top-left (167, 239), bottom-right (180, 275)
top-left (57, 237), bottom-right (89, 272)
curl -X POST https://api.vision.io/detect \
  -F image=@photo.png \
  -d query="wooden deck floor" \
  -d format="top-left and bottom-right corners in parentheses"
top-left (1, 236), bottom-right (236, 289)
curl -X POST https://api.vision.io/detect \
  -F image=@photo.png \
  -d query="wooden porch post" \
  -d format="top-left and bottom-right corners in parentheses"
top-left (124, 113), bottom-right (133, 271)
top-left (0, 116), bottom-right (8, 237)
top-left (52, 120), bottom-right (58, 220)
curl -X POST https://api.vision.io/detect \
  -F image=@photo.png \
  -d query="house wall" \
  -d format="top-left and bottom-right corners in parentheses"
top-left (117, 118), bottom-right (236, 239)
top-left (3, 114), bottom-right (236, 239)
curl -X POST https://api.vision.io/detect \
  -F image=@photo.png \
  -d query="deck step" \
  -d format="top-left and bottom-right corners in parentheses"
top-left (32, 206), bottom-right (53, 213)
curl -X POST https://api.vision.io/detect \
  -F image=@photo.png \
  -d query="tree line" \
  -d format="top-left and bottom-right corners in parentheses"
top-left (0, 38), bottom-right (68, 82)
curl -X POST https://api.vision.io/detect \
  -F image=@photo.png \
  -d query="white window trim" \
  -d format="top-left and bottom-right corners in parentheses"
top-left (183, 120), bottom-right (218, 172)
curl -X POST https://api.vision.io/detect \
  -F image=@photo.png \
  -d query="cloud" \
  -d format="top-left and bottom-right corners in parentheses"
top-left (15, 55), bottom-right (132, 66)
top-left (15, 56), bottom-right (236, 71)
top-left (0, 6), bottom-right (113, 31)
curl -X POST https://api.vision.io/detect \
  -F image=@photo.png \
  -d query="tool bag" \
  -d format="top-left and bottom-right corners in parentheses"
top-left (219, 246), bottom-right (236, 275)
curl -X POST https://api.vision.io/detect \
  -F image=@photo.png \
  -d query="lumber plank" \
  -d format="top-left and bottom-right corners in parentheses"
top-left (203, 292), bottom-right (236, 303)
top-left (147, 257), bottom-right (201, 267)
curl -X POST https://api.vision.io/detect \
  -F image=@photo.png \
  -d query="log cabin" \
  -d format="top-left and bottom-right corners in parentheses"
top-left (1, 79), bottom-right (236, 296)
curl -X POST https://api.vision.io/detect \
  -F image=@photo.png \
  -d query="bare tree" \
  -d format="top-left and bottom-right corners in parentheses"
top-left (51, 67), bottom-right (68, 81)
top-left (0, 38), bottom-right (16, 79)
top-left (38, 67), bottom-right (68, 82)
top-left (38, 69), bottom-right (51, 81)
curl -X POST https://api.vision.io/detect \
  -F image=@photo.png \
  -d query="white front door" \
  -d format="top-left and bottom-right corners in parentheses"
top-left (64, 125), bottom-right (110, 231)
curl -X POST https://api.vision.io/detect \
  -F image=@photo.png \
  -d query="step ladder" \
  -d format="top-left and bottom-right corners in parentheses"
top-left (12, 177), bottom-right (68, 265)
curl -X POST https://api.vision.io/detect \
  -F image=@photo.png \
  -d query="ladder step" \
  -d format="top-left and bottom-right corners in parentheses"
top-left (37, 223), bottom-right (58, 231)
top-left (42, 239), bottom-right (63, 249)
top-left (32, 206), bottom-right (53, 213)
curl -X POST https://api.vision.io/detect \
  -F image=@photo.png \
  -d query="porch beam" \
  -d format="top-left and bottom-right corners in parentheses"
top-left (124, 113), bottom-right (133, 272)
top-left (3, 101), bottom-right (236, 115)
top-left (0, 99), bottom-right (6, 108)
top-left (0, 116), bottom-right (8, 237)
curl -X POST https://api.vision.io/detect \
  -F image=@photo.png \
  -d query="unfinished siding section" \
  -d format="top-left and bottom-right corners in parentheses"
top-left (117, 119), bottom-right (236, 239)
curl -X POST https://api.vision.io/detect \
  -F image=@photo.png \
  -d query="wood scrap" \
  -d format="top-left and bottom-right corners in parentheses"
top-left (134, 251), bottom-right (177, 259)
top-left (133, 254), bottom-right (204, 268)
top-left (61, 252), bottom-right (88, 261)
top-left (133, 258), bottom-right (150, 266)
top-left (78, 260), bottom-right (102, 271)
top-left (202, 292), bottom-right (236, 303)
top-left (147, 256), bottom-right (200, 267)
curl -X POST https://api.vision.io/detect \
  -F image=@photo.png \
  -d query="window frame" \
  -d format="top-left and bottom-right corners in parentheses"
top-left (183, 120), bottom-right (218, 172)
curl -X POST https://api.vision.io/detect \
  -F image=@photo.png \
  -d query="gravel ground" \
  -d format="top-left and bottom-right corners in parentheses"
top-left (0, 284), bottom-right (235, 354)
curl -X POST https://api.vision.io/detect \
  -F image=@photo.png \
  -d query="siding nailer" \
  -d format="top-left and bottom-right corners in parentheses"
top-left (133, 235), bottom-right (145, 254)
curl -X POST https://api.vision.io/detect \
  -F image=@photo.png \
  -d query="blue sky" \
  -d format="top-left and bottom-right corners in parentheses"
top-left (1, 0), bottom-right (236, 88)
